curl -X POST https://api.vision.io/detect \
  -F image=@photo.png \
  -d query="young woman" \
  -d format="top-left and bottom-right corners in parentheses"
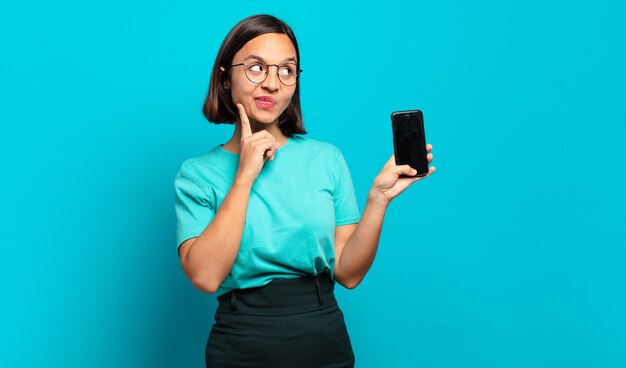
top-left (174, 14), bottom-right (435, 368)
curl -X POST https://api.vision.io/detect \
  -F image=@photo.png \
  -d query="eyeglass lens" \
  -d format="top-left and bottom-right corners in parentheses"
top-left (244, 62), bottom-right (298, 85)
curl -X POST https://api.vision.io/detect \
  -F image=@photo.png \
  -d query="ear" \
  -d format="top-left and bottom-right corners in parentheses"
top-left (219, 66), bottom-right (230, 89)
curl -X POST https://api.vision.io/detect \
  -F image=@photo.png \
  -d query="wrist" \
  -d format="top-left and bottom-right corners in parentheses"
top-left (367, 188), bottom-right (391, 209)
top-left (233, 175), bottom-right (254, 190)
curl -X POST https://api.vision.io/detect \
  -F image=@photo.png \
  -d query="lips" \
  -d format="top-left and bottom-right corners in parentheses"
top-left (254, 96), bottom-right (276, 110)
top-left (255, 96), bottom-right (276, 103)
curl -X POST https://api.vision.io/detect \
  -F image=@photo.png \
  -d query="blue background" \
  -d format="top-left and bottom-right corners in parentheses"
top-left (2, 0), bottom-right (625, 367)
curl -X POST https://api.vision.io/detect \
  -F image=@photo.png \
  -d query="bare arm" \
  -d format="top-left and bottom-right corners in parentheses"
top-left (179, 177), bottom-right (253, 293)
top-left (334, 146), bottom-right (435, 289)
top-left (332, 196), bottom-right (387, 289)
top-left (179, 104), bottom-right (278, 293)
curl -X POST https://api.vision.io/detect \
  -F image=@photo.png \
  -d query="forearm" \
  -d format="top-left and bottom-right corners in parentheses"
top-left (335, 190), bottom-right (389, 288)
top-left (182, 177), bottom-right (253, 292)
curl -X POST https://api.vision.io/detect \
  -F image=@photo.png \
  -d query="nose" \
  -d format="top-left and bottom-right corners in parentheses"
top-left (261, 65), bottom-right (280, 92)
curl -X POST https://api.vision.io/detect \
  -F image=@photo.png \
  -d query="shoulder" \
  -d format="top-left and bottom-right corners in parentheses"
top-left (290, 135), bottom-right (343, 160)
top-left (176, 145), bottom-right (227, 179)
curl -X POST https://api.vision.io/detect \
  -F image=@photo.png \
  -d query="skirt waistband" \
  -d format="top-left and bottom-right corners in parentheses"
top-left (216, 273), bottom-right (337, 316)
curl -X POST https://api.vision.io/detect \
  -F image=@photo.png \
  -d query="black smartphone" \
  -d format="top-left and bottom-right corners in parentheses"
top-left (391, 109), bottom-right (429, 177)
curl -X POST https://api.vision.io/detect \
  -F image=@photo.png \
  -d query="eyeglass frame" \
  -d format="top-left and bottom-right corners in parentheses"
top-left (229, 61), bottom-right (303, 86)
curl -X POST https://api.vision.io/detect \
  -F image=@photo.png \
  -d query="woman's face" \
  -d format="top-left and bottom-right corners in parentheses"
top-left (226, 33), bottom-right (298, 126)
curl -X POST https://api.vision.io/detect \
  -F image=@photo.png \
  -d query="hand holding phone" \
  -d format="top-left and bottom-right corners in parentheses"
top-left (367, 109), bottom-right (434, 205)
top-left (391, 109), bottom-right (429, 177)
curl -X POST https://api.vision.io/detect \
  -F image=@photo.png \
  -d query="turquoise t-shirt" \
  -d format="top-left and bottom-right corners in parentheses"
top-left (174, 135), bottom-right (361, 295)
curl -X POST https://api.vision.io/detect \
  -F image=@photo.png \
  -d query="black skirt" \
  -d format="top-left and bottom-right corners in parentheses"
top-left (205, 273), bottom-right (355, 368)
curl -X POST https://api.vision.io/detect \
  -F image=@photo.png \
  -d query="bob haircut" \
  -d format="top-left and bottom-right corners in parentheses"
top-left (203, 14), bottom-right (306, 136)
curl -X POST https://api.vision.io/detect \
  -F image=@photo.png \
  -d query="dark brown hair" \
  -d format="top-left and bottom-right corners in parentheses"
top-left (203, 14), bottom-right (306, 136)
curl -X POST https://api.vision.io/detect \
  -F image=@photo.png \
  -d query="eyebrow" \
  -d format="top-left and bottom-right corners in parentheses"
top-left (243, 54), bottom-right (297, 63)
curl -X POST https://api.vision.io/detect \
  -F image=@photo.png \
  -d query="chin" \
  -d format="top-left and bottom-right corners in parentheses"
top-left (250, 111), bottom-right (282, 125)
top-left (249, 116), bottom-right (277, 125)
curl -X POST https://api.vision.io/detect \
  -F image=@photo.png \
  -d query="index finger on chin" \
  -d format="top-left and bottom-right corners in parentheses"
top-left (237, 104), bottom-right (252, 139)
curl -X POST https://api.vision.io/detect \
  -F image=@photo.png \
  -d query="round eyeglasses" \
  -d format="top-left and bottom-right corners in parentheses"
top-left (229, 61), bottom-right (302, 86)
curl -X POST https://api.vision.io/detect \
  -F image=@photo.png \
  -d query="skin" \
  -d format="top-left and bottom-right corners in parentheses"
top-left (220, 33), bottom-right (294, 157)
top-left (179, 33), bottom-right (436, 293)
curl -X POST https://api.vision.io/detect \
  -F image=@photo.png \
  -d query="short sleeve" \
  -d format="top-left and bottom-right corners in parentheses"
top-left (333, 150), bottom-right (361, 226)
top-left (174, 174), bottom-right (216, 254)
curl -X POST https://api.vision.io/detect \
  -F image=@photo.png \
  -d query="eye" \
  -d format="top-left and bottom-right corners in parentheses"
top-left (280, 65), bottom-right (296, 76)
top-left (248, 63), bottom-right (265, 73)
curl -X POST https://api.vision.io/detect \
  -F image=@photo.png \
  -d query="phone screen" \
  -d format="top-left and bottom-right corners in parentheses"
top-left (391, 110), bottom-right (429, 176)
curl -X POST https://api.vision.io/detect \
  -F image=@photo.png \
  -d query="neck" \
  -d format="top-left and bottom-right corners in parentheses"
top-left (223, 119), bottom-right (289, 154)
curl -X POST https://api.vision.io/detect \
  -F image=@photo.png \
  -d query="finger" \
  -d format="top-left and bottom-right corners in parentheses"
top-left (252, 138), bottom-right (275, 150)
top-left (264, 144), bottom-right (277, 161)
top-left (257, 130), bottom-right (278, 145)
top-left (248, 130), bottom-right (279, 148)
top-left (266, 148), bottom-right (276, 161)
top-left (427, 153), bottom-right (433, 163)
top-left (255, 133), bottom-right (278, 160)
top-left (248, 134), bottom-right (279, 155)
top-left (393, 164), bottom-right (418, 177)
top-left (245, 138), bottom-right (273, 158)
top-left (265, 146), bottom-right (275, 157)
top-left (409, 166), bottom-right (436, 182)
top-left (423, 166), bottom-right (436, 177)
top-left (237, 104), bottom-right (252, 139)
top-left (426, 144), bottom-right (433, 152)
top-left (253, 138), bottom-right (277, 158)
